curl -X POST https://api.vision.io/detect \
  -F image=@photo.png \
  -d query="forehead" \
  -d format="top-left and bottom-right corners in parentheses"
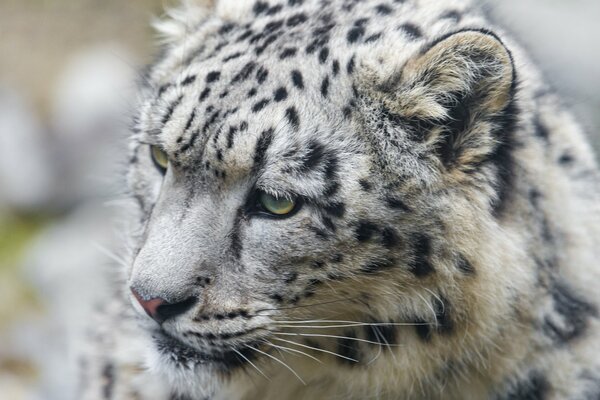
top-left (135, 0), bottom-right (464, 174)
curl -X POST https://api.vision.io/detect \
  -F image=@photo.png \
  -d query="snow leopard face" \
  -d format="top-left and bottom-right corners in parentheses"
top-left (124, 0), bottom-right (529, 395)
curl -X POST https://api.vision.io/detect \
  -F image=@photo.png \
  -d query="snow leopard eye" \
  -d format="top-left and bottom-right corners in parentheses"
top-left (150, 145), bottom-right (169, 174)
top-left (257, 191), bottom-right (298, 216)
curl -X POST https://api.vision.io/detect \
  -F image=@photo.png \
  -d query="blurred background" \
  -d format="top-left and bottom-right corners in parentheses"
top-left (0, 1), bottom-right (598, 399)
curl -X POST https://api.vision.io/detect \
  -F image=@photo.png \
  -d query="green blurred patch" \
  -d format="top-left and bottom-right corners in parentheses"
top-left (0, 213), bottom-right (50, 327)
top-left (0, 214), bottom-right (48, 268)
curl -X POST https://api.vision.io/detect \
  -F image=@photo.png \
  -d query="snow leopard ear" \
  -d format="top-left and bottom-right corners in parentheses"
top-left (365, 29), bottom-right (516, 172)
top-left (153, 0), bottom-right (215, 44)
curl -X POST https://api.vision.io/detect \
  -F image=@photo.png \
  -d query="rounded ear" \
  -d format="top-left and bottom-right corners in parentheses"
top-left (153, 0), bottom-right (215, 44)
top-left (364, 29), bottom-right (517, 171)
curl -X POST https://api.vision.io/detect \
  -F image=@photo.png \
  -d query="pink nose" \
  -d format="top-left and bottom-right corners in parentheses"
top-left (131, 288), bottom-right (166, 322)
top-left (131, 287), bottom-right (198, 324)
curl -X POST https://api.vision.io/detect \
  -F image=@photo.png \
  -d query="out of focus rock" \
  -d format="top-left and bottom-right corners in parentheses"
top-left (0, 88), bottom-right (54, 211)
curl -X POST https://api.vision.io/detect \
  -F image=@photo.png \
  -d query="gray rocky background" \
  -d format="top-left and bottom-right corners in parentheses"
top-left (0, 1), bottom-right (598, 399)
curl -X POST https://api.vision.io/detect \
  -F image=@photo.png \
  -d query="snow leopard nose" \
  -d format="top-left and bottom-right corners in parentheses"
top-left (131, 288), bottom-right (197, 324)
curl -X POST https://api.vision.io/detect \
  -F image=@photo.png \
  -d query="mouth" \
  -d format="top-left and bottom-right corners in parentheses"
top-left (152, 329), bottom-right (263, 372)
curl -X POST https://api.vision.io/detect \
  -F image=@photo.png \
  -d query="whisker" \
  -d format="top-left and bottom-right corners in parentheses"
top-left (274, 321), bottom-right (430, 329)
top-left (255, 296), bottom-right (359, 314)
top-left (245, 345), bottom-right (306, 385)
top-left (231, 348), bottom-right (271, 381)
top-left (263, 340), bottom-right (322, 364)
top-left (271, 337), bottom-right (358, 363)
top-left (274, 332), bottom-right (402, 347)
top-left (92, 242), bottom-right (129, 268)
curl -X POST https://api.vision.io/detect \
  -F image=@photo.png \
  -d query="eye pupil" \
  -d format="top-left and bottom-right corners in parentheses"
top-left (150, 145), bottom-right (169, 173)
top-left (259, 192), bottom-right (296, 216)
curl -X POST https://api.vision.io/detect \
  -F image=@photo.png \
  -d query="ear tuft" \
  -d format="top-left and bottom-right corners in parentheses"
top-left (153, 0), bottom-right (215, 44)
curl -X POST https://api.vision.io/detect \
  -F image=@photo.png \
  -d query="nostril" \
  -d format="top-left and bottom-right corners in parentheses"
top-left (154, 296), bottom-right (198, 323)
top-left (131, 288), bottom-right (165, 320)
top-left (131, 288), bottom-right (197, 324)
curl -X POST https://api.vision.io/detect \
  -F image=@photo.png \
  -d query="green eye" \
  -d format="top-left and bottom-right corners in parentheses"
top-left (258, 192), bottom-right (296, 216)
top-left (150, 145), bottom-right (169, 173)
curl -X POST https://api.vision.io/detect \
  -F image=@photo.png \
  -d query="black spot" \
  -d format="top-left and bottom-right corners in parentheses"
top-left (206, 71), bottom-right (221, 83)
top-left (337, 331), bottom-right (360, 365)
top-left (199, 88), bottom-right (211, 102)
top-left (253, 1), bottom-right (269, 15)
top-left (347, 26), bottom-right (365, 43)
top-left (456, 254), bottom-right (475, 275)
top-left (399, 23), bottom-right (422, 40)
top-left (332, 59), bottom-right (340, 76)
top-left (289, 0), bottom-right (303, 5)
top-left (256, 34), bottom-right (278, 55)
top-left (323, 181), bottom-right (340, 197)
top-left (280, 47), bottom-right (297, 59)
top-left (365, 33), bottom-right (383, 43)
top-left (266, 4), bottom-right (283, 15)
top-left (223, 51), bottom-right (244, 62)
top-left (237, 29), bottom-right (254, 42)
top-left (252, 128), bottom-right (274, 173)
top-left (322, 216), bottom-right (336, 232)
top-left (182, 75), bottom-right (197, 86)
top-left (256, 67), bottom-right (269, 84)
top-left (311, 260), bottom-right (325, 269)
top-left (347, 55), bottom-right (356, 74)
top-left (495, 372), bottom-right (549, 400)
top-left (410, 234), bottom-right (434, 277)
top-left (385, 196), bottom-right (410, 212)
top-left (291, 70), bottom-right (304, 89)
top-left (247, 87), bottom-right (258, 98)
top-left (270, 293), bottom-right (284, 302)
top-left (184, 109), bottom-right (196, 131)
top-left (285, 107), bottom-right (300, 129)
top-left (332, 253), bottom-right (343, 263)
top-left (558, 152), bottom-right (575, 165)
top-left (158, 83), bottom-right (172, 96)
top-left (323, 202), bottom-right (346, 218)
top-left (219, 22), bottom-right (235, 34)
top-left (161, 95), bottom-right (183, 125)
top-left (413, 318), bottom-right (432, 341)
top-left (355, 221), bottom-right (379, 242)
top-left (320, 76), bottom-right (330, 97)
top-left (101, 363), bottom-right (115, 399)
top-left (252, 98), bottom-right (270, 113)
top-left (285, 272), bottom-right (298, 283)
top-left (543, 282), bottom-right (597, 344)
top-left (440, 10), bottom-right (462, 22)
top-left (360, 258), bottom-right (395, 274)
top-left (381, 227), bottom-right (399, 248)
top-left (287, 12), bottom-right (308, 27)
top-left (264, 20), bottom-right (284, 34)
top-left (534, 118), bottom-right (550, 139)
top-left (359, 179), bottom-right (372, 191)
top-left (300, 140), bottom-right (325, 171)
top-left (318, 47), bottom-right (329, 64)
top-left (274, 87), bottom-right (288, 102)
top-left (375, 4), bottom-right (392, 15)
top-left (232, 62), bottom-right (257, 83)
top-left (366, 323), bottom-right (397, 345)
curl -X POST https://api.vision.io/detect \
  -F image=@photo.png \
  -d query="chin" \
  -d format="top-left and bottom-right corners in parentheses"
top-left (144, 330), bottom-right (259, 398)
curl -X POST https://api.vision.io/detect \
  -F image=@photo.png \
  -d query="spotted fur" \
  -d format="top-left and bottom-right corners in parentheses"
top-left (79, 0), bottom-right (600, 399)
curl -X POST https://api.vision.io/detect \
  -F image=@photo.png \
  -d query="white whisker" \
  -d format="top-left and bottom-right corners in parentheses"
top-left (245, 345), bottom-right (306, 385)
top-left (263, 340), bottom-right (322, 364)
top-left (274, 332), bottom-right (402, 347)
top-left (231, 348), bottom-right (271, 381)
top-left (271, 337), bottom-right (359, 363)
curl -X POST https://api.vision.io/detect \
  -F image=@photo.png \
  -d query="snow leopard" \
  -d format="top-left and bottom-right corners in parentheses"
top-left (78, 0), bottom-right (600, 399)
